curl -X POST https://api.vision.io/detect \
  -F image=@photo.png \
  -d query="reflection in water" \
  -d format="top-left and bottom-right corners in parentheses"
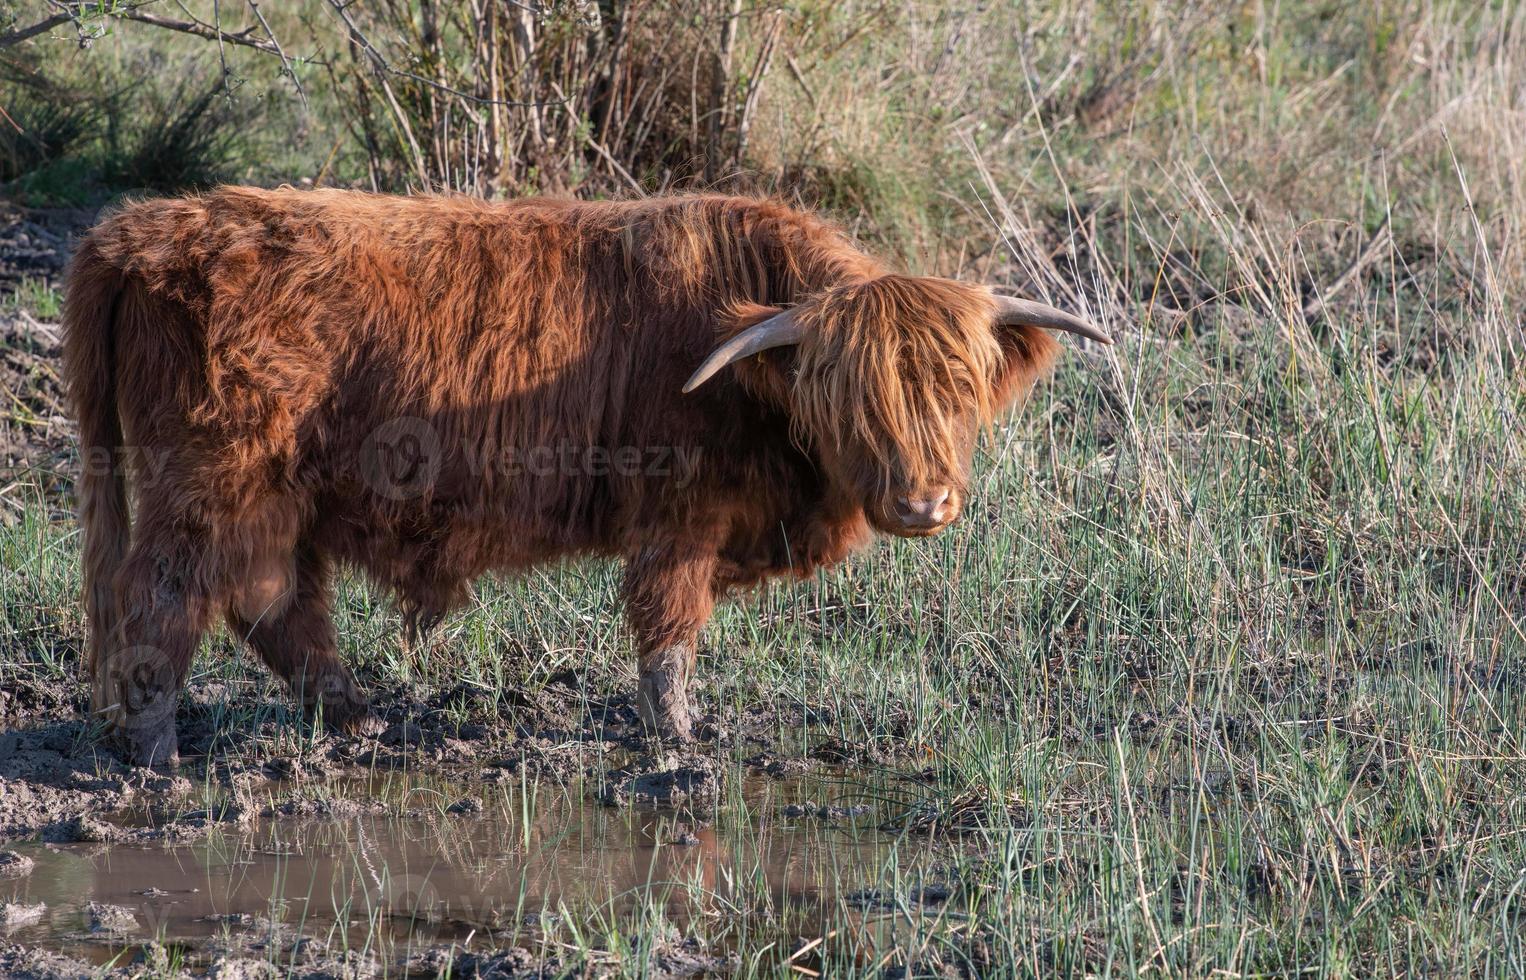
top-left (1, 772), bottom-right (933, 968)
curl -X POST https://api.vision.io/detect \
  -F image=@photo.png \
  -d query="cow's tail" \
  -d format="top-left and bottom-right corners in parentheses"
top-left (61, 241), bottom-right (130, 694)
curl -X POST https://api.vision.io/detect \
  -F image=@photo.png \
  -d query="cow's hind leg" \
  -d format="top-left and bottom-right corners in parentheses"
top-left (92, 524), bottom-right (218, 767)
top-left (227, 547), bottom-right (381, 736)
top-left (624, 544), bottom-right (718, 741)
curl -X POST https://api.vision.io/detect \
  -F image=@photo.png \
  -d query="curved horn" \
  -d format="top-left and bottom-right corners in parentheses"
top-left (682, 310), bottom-right (806, 393)
top-left (994, 295), bottom-right (1112, 345)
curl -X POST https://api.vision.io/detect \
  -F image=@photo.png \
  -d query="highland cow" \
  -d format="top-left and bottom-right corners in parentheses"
top-left (62, 188), bottom-right (1109, 765)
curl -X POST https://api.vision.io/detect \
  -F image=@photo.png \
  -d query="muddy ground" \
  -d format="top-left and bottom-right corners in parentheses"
top-left (2, 663), bottom-right (921, 979)
top-left (0, 657), bottom-right (897, 843)
top-left (0, 636), bottom-right (925, 977)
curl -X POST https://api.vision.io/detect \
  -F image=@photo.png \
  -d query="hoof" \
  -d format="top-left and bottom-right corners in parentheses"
top-left (110, 718), bottom-right (180, 768)
top-left (91, 644), bottom-right (181, 767)
top-left (637, 670), bottom-right (693, 742)
top-left (333, 709), bottom-right (386, 738)
top-left (303, 673), bottom-right (379, 736)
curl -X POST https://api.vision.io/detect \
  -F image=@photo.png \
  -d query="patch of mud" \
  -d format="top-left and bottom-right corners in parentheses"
top-left (741, 751), bottom-right (823, 779)
top-left (0, 204), bottom-right (76, 292)
top-left (0, 646), bottom-right (922, 846)
top-left (0, 902), bottom-right (46, 928)
top-left (401, 937), bottom-right (735, 979)
top-left (781, 800), bottom-right (873, 822)
top-left (0, 851), bottom-right (34, 878)
top-left (651, 936), bottom-right (741, 978)
top-left (0, 942), bottom-right (93, 980)
top-left (260, 796), bottom-right (390, 821)
top-left (0, 766), bottom-right (914, 976)
top-left (844, 880), bottom-right (955, 911)
top-left (597, 754), bottom-right (722, 808)
top-left (0, 722), bottom-right (205, 843)
top-left (40, 814), bottom-right (126, 845)
top-left (205, 959), bottom-right (280, 980)
top-left (83, 903), bottom-right (137, 935)
top-left (39, 802), bottom-right (249, 848)
top-left (0, 934), bottom-right (738, 976)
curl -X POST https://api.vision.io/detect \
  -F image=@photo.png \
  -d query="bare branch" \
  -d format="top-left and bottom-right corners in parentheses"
top-left (246, 0), bottom-right (307, 107)
top-left (119, 9), bottom-right (285, 58)
top-left (210, 0), bottom-right (233, 97)
top-left (2, 1), bottom-right (323, 68)
top-left (321, 0), bottom-right (561, 109)
top-left (0, 12), bottom-right (73, 48)
top-left (323, 0), bottom-right (432, 189)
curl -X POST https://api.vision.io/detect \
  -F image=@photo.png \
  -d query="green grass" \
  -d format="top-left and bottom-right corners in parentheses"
top-left (2, 277), bottom-right (60, 319)
top-left (4, 0), bottom-right (1526, 976)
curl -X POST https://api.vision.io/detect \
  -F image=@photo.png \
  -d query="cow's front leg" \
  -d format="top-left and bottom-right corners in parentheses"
top-left (623, 544), bottom-right (717, 741)
top-left (637, 641), bottom-right (696, 740)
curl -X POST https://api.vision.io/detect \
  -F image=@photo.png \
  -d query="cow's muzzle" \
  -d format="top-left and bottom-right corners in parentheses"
top-left (887, 486), bottom-right (960, 536)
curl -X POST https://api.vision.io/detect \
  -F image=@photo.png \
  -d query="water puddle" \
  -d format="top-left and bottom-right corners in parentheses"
top-left (0, 769), bottom-right (945, 971)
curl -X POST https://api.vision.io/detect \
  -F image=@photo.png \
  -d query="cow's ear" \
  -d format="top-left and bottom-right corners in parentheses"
top-left (991, 322), bottom-right (1062, 409)
top-left (702, 302), bottom-right (798, 404)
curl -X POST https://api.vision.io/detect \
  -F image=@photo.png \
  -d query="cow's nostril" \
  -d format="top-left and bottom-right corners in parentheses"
top-left (895, 488), bottom-right (952, 525)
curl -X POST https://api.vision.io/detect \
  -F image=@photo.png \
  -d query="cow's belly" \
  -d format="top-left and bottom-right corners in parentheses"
top-left (310, 477), bottom-right (614, 617)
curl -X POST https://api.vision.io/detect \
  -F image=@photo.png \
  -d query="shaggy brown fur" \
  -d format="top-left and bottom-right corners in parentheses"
top-left (62, 188), bottom-right (1065, 764)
